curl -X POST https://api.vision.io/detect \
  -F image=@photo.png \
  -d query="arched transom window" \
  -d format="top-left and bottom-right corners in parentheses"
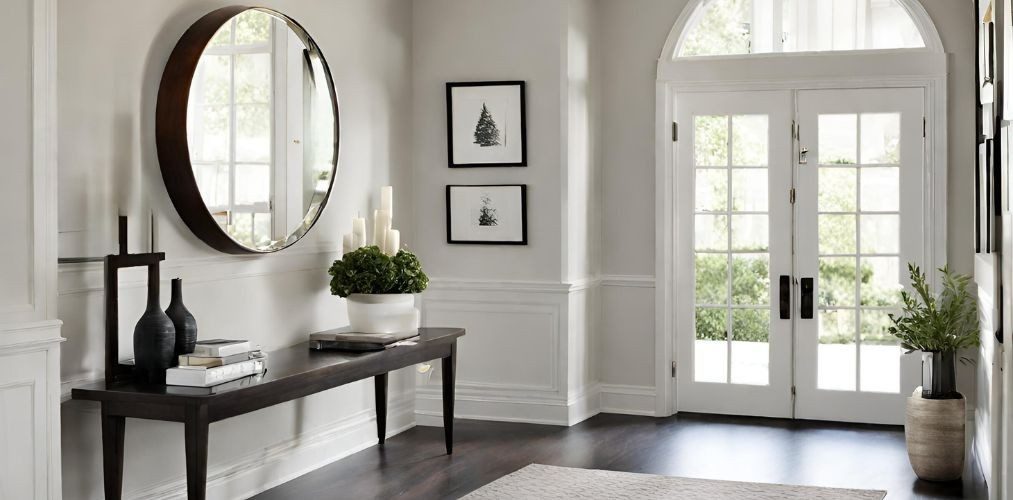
top-left (680, 0), bottom-right (925, 57)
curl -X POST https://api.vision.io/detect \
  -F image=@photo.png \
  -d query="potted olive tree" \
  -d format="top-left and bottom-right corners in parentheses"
top-left (329, 246), bottom-right (429, 334)
top-left (888, 264), bottom-right (979, 481)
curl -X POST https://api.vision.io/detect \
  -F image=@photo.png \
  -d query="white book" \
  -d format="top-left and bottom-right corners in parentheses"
top-left (178, 352), bottom-right (251, 367)
top-left (165, 358), bottom-right (265, 387)
top-left (192, 339), bottom-right (251, 357)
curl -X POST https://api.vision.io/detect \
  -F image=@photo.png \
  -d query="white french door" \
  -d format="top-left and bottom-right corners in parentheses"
top-left (676, 87), bottom-right (925, 424)
top-left (675, 91), bottom-right (795, 418)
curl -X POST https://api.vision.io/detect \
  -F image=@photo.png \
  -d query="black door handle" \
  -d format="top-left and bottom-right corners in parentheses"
top-left (779, 275), bottom-right (790, 319)
top-left (800, 277), bottom-right (814, 319)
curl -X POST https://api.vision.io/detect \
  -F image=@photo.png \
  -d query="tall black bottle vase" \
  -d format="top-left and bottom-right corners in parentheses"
top-left (133, 265), bottom-right (176, 384)
top-left (166, 278), bottom-right (198, 355)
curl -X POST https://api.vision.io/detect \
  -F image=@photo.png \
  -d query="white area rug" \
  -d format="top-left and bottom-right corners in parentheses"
top-left (462, 464), bottom-right (887, 500)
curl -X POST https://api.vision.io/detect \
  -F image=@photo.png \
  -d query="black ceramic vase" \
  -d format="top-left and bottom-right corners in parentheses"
top-left (133, 267), bottom-right (176, 384)
top-left (166, 278), bottom-right (198, 355)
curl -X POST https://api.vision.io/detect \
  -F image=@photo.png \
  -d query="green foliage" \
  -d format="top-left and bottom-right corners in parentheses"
top-left (681, 0), bottom-right (751, 57)
top-left (888, 264), bottom-right (980, 353)
top-left (328, 246), bottom-right (429, 298)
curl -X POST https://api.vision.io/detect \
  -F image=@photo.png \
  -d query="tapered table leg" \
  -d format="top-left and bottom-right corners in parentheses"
top-left (101, 404), bottom-right (125, 500)
top-left (442, 342), bottom-right (457, 454)
top-left (184, 404), bottom-right (210, 500)
top-left (375, 372), bottom-right (388, 444)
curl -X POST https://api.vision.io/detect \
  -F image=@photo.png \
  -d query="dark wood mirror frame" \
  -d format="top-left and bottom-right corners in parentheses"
top-left (156, 5), bottom-right (340, 254)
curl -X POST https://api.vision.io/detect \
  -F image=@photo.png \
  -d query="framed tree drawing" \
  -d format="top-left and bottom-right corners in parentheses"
top-left (446, 185), bottom-right (527, 244)
top-left (446, 81), bottom-right (527, 167)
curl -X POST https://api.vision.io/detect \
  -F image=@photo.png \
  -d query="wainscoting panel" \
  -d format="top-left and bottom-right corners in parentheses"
top-left (0, 320), bottom-right (63, 500)
top-left (416, 280), bottom-right (598, 426)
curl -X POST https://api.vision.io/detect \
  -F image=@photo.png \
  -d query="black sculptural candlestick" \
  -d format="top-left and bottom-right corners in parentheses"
top-left (133, 264), bottom-right (176, 384)
top-left (166, 278), bottom-right (197, 355)
top-left (104, 215), bottom-right (169, 386)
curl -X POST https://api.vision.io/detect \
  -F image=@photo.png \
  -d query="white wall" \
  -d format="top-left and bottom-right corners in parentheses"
top-left (410, 0), bottom-right (600, 426)
top-left (410, 0), bottom-right (564, 283)
top-left (57, 1), bottom-right (415, 498)
top-left (596, 0), bottom-right (979, 394)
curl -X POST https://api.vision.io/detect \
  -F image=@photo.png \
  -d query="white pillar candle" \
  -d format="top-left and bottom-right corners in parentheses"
top-left (380, 186), bottom-right (393, 219)
top-left (342, 233), bottom-right (353, 256)
top-left (385, 229), bottom-right (400, 256)
top-left (373, 210), bottom-right (390, 248)
top-left (351, 216), bottom-right (366, 248)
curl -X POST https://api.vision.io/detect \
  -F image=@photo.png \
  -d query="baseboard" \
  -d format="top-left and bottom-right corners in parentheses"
top-left (415, 385), bottom-right (601, 427)
top-left (599, 384), bottom-right (657, 416)
top-left (125, 396), bottom-right (415, 500)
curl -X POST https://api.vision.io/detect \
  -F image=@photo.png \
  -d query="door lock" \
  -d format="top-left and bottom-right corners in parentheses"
top-left (799, 147), bottom-right (809, 165)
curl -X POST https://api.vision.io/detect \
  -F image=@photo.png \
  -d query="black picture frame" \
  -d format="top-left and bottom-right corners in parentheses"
top-left (446, 81), bottom-right (527, 168)
top-left (446, 184), bottom-right (528, 245)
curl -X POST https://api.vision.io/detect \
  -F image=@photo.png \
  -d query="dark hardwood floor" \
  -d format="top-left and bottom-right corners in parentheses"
top-left (255, 413), bottom-right (987, 500)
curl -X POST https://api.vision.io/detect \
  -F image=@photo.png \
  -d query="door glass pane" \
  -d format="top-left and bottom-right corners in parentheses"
top-left (695, 215), bottom-right (729, 251)
top-left (731, 214), bottom-right (769, 251)
top-left (818, 309), bottom-right (857, 391)
top-left (819, 114), bottom-right (857, 164)
top-left (860, 113), bottom-right (901, 164)
top-left (695, 308), bottom-right (728, 383)
top-left (860, 256), bottom-right (901, 307)
top-left (695, 169), bottom-right (728, 212)
top-left (692, 111), bottom-right (771, 388)
top-left (818, 168), bottom-right (857, 212)
top-left (731, 308), bottom-right (770, 385)
top-left (695, 115), bottom-right (729, 166)
top-left (695, 254), bottom-right (728, 305)
top-left (860, 214), bottom-right (900, 254)
top-left (860, 167), bottom-right (900, 211)
top-left (732, 115), bottom-right (768, 166)
top-left (818, 214), bottom-right (856, 254)
top-left (731, 254), bottom-right (769, 305)
top-left (860, 310), bottom-right (901, 393)
top-left (819, 257), bottom-right (857, 307)
top-left (731, 169), bottom-right (768, 211)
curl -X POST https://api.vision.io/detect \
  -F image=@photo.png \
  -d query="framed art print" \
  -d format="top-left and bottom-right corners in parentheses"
top-left (446, 81), bottom-right (527, 167)
top-left (446, 185), bottom-right (527, 244)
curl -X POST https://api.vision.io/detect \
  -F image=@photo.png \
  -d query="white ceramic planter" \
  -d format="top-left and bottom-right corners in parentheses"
top-left (346, 293), bottom-right (420, 334)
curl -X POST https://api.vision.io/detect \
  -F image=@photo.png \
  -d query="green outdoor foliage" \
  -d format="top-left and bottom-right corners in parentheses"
top-left (887, 264), bottom-right (980, 353)
top-left (694, 254), bottom-right (900, 344)
top-left (681, 0), bottom-right (751, 57)
top-left (328, 246), bottom-right (429, 298)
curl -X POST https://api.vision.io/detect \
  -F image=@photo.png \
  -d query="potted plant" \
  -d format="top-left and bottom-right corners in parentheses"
top-left (329, 246), bottom-right (429, 334)
top-left (888, 264), bottom-right (979, 482)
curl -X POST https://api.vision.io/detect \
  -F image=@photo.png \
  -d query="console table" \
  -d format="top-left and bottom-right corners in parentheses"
top-left (72, 327), bottom-right (464, 500)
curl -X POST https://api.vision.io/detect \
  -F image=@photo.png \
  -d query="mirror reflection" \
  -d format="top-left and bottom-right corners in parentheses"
top-left (186, 9), bottom-right (337, 251)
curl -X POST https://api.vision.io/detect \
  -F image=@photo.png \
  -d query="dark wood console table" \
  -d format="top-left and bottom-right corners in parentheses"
top-left (72, 327), bottom-right (464, 500)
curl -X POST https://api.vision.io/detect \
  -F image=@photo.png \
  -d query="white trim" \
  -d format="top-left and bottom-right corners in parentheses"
top-left (599, 384), bottom-right (657, 416)
top-left (659, 0), bottom-right (944, 62)
top-left (654, 5), bottom-right (948, 420)
top-left (120, 396), bottom-right (415, 500)
top-left (57, 243), bottom-right (341, 295)
top-left (600, 275), bottom-right (655, 288)
top-left (415, 384), bottom-right (600, 427)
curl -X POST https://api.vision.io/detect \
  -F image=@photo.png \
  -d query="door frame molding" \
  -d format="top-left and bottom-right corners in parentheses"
top-left (654, 54), bottom-right (948, 417)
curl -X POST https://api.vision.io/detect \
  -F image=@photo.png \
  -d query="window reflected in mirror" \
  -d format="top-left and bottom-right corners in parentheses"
top-left (187, 9), bottom-right (336, 251)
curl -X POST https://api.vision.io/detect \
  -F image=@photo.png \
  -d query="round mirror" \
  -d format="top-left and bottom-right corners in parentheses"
top-left (157, 6), bottom-right (338, 254)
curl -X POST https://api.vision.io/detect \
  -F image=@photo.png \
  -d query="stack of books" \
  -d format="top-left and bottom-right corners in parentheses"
top-left (166, 339), bottom-right (266, 387)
